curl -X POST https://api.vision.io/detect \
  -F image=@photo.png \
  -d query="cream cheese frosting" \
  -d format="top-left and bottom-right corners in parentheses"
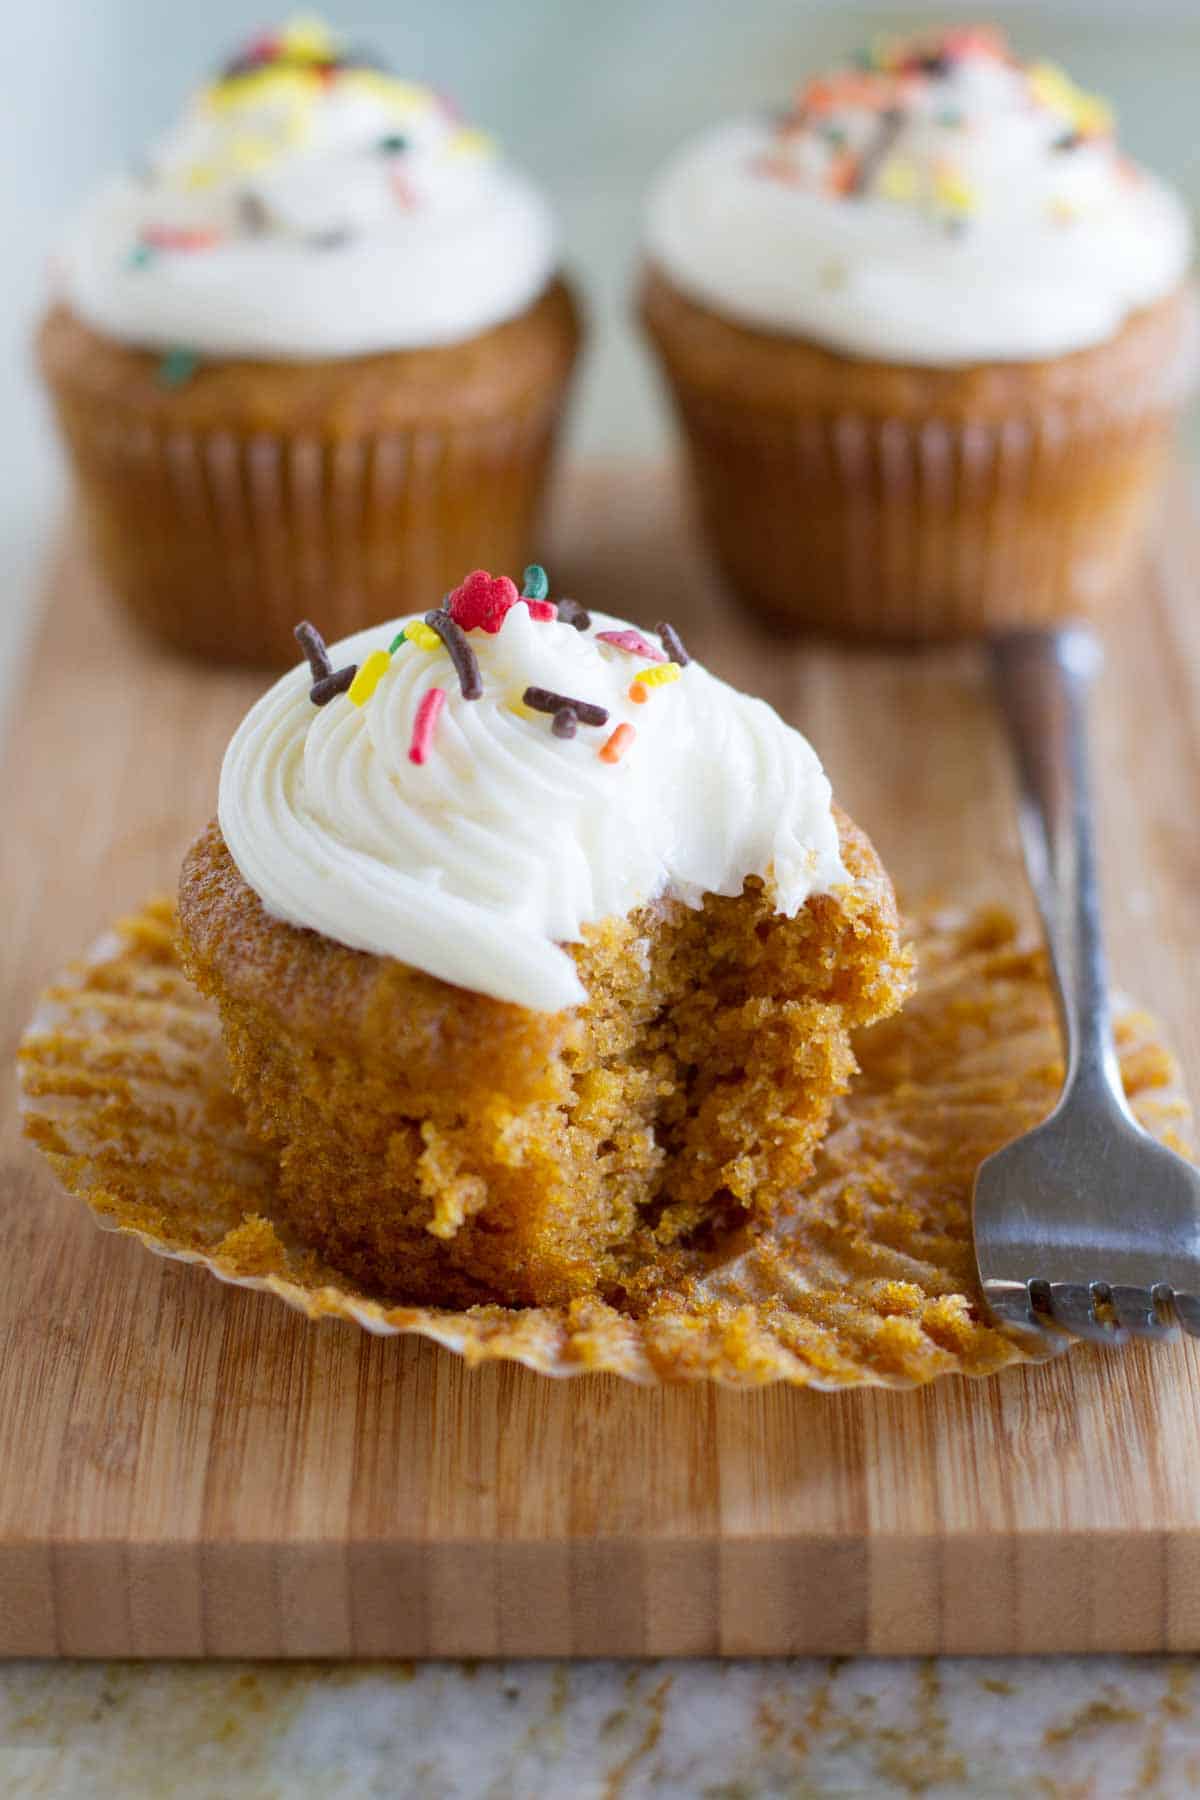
top-left (217, 572), bottom-right (848, 1012)
top-left (644, 26), bottom-right (1192, 365)
top-left (58, 16), bottom-right (557, 357)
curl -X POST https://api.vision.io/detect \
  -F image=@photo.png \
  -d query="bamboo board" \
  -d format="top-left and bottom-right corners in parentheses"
top-left (3, 463), bottom-right (1200, 1658)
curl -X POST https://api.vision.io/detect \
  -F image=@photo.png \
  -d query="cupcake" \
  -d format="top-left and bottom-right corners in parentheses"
top-left (177, 563), bottom-right (911, 1307)
top-left (639, 26), bottom-right (1196, 640)
top-left (38, 17), bottom-right (581, 665)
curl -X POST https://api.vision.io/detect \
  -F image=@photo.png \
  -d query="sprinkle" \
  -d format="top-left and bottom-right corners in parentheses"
top-left (311, 665), bottom-right (356, 706)
top-left (388, 629), bottom-right (408, 653)
top-left (635, 661), bottom-right (681, 690)
top-left (595, 628), bottom-right (665, 662)
top-left (629, 684), bottom-right (648, 705)
top-left (448, 568), bottom-right (519, 634)
top-left (552, 706), bottom-right (577, 739)
top-left (238, 191), bottom-right (272, 234)
top-left (850, 106), bottom-right (905, 198)
top-left (522, 563), bottom-right (550, 600)
top-left (599, 723), bottom-right (635, 765)
top-left (878, 156), bottom-right (918, 203)
top-left (405, 620), bottom-right (442, 651)
top-left (377, 132), bottom-right (408, 154)
top-left (933, 162), bottom-right (976, 219)
top-left (142, 225), bottom-right (221, 251)
top-left (294, 619), bottom-right (332, 679)
top-left (409, 687), bottom-right (446, 764)
top-left (555, 596), bottom-right (592, 632)
top-left (307, 227), bottom-right (353, 250)
top-left (656, 621), bottom-right (691, 667)
top-left (423, 610), bottom-right (482, 700)
top-left (523, 686), bottom-right (609, 728)
top-left (526, 600), bottom-right (557, 622)
top-left (348, 648), bottom-right (391, 707)
top-left (126, 243), bottom-right (154, 270)
top-left (157, 348), bottom-right (199, 388)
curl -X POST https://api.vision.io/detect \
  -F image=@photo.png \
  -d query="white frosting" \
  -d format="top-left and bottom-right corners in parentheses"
top-left (217, 603), bottom-right (848, 1011)
top-left (645, 45), bottom-right (1192, 364)
top-left (58, 36), bottom-right (556, 356)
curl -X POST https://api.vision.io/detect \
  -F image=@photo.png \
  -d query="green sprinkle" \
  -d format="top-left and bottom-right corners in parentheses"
top-left (522, 563), bottom-right (549, 600)
top-left (388, 629), bottom-right (408, 653)
top-left (127, 242), bottom-right (154, 270)
top-left (157, 347), bottom-right (199, 388)
top-left (821, 124), bottom-right (849, 151)
top-left (377, 133), bottom-right (408, 155)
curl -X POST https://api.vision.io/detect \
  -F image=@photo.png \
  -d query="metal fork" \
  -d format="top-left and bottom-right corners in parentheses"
top-left (973, 628), bottom-right (1200, 1351)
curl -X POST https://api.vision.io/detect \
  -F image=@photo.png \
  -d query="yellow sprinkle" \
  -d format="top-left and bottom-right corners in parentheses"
top-left (205, 66), bottom-right (317, 113)
top-left (509, 697), bottom-right (537, 720)
top-left (933, 165), bottom-right (976, 216)
top-left (1049, 196), bottom-right (1081, 225)
top-left (878, 156), bottom-right (918, 204)
top-left (348, 648), bottom-right (391, 707)
top-left (228, 135), bottom-right (276, 173)
top-left (1028, 60), bottom-right (1113, 137)
top-left (635, 661), bottom-right (682, 689)
top-left (183, 163), bottom-right (219, 191)
top-left (279, 13), bottom-right (337, 61)
top-left (448, 126), bottom-right (494, 160)
top-left (404, 620), bottom-right (442, 652)
top-left (340, 69), bottom-right (436, 116)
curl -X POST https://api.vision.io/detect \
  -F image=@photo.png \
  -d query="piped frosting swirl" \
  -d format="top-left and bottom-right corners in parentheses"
top-left (218, 570), bottom-right (847, 1011)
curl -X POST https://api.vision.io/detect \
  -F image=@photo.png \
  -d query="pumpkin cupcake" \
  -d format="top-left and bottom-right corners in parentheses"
top-left (639, 26), bottom-right (1195, 640)
top-left (177, 563), bottom-right (911, 1307)
top-left (38, 16), bottom-right (581, 665)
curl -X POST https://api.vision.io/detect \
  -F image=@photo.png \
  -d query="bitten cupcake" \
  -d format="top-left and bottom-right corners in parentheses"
top-left (639, 26), bottom-right (1195, 640)
top-left (177, 563), bottom-right (911, 1307)
top-left (38, 17), bottom-right (581, 664)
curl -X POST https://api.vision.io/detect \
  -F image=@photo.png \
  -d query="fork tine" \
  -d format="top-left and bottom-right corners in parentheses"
top-left (1175, 1293), bottom-right (1200, 1338)
top-left (981, 1279), bottom-right (1064, 1355)
top-left (1109, 1284), bottom-right (1177, 1341)
top-left (1047, 1282), bottom-right (1119, 1344)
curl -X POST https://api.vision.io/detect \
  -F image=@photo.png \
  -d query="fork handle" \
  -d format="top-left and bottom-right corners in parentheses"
top-left (989, 629), bottom-right (1131, 1118)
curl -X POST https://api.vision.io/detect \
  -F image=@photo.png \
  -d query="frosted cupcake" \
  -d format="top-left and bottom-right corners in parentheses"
top-left (38, 17), bottom-right (581, 664)
top-left (639, 26), bottom-right (1195, 639)
top-left (178, 563), bottom-right (910, 1306)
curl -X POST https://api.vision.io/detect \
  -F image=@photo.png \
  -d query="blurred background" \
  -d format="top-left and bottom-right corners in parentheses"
top-left (5, 0), bottom-right (1199, 658)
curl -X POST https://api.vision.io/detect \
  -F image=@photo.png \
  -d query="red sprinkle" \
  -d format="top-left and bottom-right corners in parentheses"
top-left (599, 722), bottom-right (636, 765)
top-left (595, 629), bottom-right (665, 662)
top-left (525, 599), bottom-right (557, 622)
top-left (448, 569), bottom-right (519, 634)
top-left (409, 687), bottom-right (446, 764)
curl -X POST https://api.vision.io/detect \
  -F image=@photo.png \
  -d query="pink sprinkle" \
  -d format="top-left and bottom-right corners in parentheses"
top-left (595, 628), bottom-right (665, 662)
top-left (526, 600), bottom-right (557, 622)
top-left (142, 225), bottom-right (221, 252)
top-left (409, 687), bottom-right (446, 764)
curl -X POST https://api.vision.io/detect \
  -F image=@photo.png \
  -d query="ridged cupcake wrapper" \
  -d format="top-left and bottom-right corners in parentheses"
top-left (46, 393), bottom-right (569, 665)
top-left (669, 386), bottom-right (1187, 639)
top-left (17, 898), bottom-right (1191, 1390)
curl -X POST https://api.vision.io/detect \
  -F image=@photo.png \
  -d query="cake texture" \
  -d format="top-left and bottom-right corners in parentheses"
top-left (177, 566), bottom-right (910, 1306)
top-left (38, 17), bottom-right (580, 664)
top-left (640, 26), bottom-right (1195, 639)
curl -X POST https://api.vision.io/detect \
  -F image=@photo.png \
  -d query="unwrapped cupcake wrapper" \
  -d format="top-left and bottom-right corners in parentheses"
top-left (17, 898), bottom-right (1191, 1390)
top-left (45, 391), bottom-right (571, 666)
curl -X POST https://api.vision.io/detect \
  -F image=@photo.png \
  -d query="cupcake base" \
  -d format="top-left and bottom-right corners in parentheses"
top-left (640, 270), bottom-right (1197, 641)
top-left (176, 816), bottom-right (909, 1310)
top-left (18, 896), bottom-right (1191, 1388)
top-left (37, 281), bottom-right (582, 665)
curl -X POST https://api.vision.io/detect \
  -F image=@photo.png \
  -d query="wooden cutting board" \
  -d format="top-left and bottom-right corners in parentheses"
top-left (3, 463), bottom-right (1200, 1660)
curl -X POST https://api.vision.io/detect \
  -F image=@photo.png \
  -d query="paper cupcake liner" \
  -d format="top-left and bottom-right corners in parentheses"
top-left (45, 395), bottom-right (570, 667)
top-left (16, 899), bottom-right (1192, 1389)
top-left (643, 275), bottom-right (1198, 640)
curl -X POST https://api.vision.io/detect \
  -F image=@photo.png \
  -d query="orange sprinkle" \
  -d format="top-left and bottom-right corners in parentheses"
top-left (628, 682), bottom-right (648, 704)
top-left (599, 723), bottom-right (635, 764)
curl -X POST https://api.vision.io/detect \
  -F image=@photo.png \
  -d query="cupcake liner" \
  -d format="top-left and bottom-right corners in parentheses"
top-left (44, 396), bottom-right (571, 667)
top-left (642, 275), bottom-right (1198, 641)
top-left (17, 899), bottom-right (1192, 1390)
top-left (38, 283), bottom-right (581, 665)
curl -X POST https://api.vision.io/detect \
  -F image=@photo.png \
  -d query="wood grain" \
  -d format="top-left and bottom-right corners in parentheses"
top-left (2, 463), bottom-right (1199, 1658)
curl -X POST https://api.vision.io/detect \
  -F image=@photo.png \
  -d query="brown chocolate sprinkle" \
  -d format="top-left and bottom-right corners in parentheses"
top-left (523, 686), bottom-right (609, 728)
top-left (656, 620), bottom-right (691, 667)
top-left (555, 596), bottom-right (592, 632)
top-left (310, 665), bottom-right (357, 706)
top-left (238, 191), bottom-right (271, 235)
top-left (552, 706), bottom-right (578, 739)
top-left (850, 106), bottom-right (905, 197)
top-left (423, 610), bottom-right (482, 700)
top-left (294, 619), bottom-right (332, 680)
